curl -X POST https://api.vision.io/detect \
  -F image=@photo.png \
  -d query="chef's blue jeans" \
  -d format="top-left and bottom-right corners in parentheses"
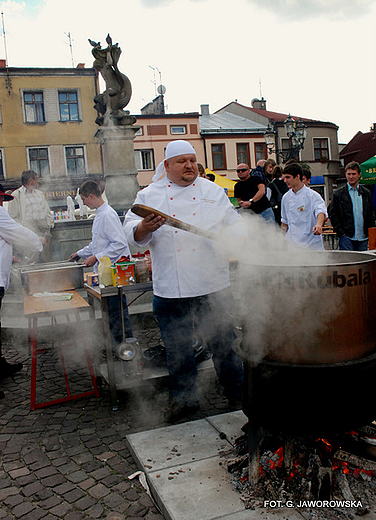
top-left (153, 288), bottom-right (243, 407)
top-left (107, 294), bottom-right (133, 348)
top-left (339, 235), bottom-right (368, 251)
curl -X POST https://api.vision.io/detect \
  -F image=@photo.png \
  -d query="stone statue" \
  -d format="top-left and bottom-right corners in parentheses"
top-left (89, 34), bottom-right (136, 126)
top-left (66, 195), bottom-right (75, 221)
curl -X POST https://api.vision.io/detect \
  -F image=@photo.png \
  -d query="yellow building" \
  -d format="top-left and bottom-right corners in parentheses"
top-left (0, 63), bottom-right (103, 208)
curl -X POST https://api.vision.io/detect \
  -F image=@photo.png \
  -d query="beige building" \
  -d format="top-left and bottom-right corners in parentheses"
top-left (0, 63), bottom-right (103, 208)
top-left (216, 99), bottom-right (340, 200)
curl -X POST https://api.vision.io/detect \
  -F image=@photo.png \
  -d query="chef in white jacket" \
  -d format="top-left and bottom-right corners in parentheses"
top-left (123, 140), bottom-right (244, 422)
top-left (0, 184), bottom-right (44, 388)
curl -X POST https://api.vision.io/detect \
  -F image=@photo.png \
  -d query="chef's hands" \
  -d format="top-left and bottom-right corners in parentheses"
top-left (134, 214), bottom-right (166, 241)
top-left (313, 223), bottom-right (323, 235)
top-left (68, 252), bottom-right (96, 267)
top-left (39, 236), bottom-right (47, 247)
top-left (68, 252), bottom-right (81, 262)
top-left (82, 255), bottom-right (97, 267)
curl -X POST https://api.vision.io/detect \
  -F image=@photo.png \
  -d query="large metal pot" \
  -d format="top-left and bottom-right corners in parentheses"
top-left (234, 251), bottom-right (376, 365)
top-left (234, 250), bottom-right (376, 433)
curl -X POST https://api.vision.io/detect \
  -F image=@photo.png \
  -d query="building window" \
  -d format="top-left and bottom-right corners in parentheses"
top-left (254, 142), bottom-right (267, 163)
top-left (170, 125), bottom-right (186, 135)
top-left (24, 91), bottom-right (45, 123)
top-left (236, 143), bottom-right (250, 165)
top-left (65, 146), bottom-right (86, 176)
top-left (59, 91), bottom-right (79, 121)
top-left (0, 150), bottom-right (4, 179)
top-left (134, 149), bottom-right (154, 170)
top-left (314, 138), bottom-right (329, 161)
top-left (28, 148), bottom-right (50, 178)
top-left (281, 138), bottom-right (302, 161)
top-left (211, 144), bottom-right (226, 169)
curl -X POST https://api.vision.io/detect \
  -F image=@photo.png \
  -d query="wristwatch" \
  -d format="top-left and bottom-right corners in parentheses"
top-left (249, 199), bottom-right (254, 203)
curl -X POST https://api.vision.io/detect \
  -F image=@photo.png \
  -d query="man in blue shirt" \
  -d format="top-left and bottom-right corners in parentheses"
top-left (328, 161), bottom-right (375, 251)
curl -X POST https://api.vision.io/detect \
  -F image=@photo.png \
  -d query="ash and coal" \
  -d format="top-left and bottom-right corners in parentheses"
top-left (221, 422), bottom-right (376, 519)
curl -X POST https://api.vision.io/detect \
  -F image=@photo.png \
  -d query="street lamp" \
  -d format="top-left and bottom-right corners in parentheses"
top-left (264, 114), bottom-right (307, 163)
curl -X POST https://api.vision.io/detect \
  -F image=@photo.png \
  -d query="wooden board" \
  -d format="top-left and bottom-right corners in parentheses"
top-left (23, 290), bottom-right (89, 317)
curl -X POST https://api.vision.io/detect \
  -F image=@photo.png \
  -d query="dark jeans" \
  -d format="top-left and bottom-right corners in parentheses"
top-left (0, 287), bottom-right (3, 358)
top-left (153, 288), bottom-right (243, 407)
top-left (339, 235), bottom-right (368, 251)
top-left (107, 293), bottom-right (133, 349)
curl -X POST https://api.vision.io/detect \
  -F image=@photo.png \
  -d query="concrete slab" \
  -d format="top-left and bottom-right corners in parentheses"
top-left (126, 412), bottom-right (305, 520)
top-left (127, 418), bottom-right (230, 472)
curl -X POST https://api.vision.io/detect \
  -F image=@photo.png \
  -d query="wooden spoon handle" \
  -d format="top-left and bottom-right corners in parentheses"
top-left (131, 204), bottom-right (218, 240)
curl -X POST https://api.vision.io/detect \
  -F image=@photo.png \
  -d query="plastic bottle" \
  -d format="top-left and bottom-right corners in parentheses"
top-left (98, 256), bottom-right (113, 286)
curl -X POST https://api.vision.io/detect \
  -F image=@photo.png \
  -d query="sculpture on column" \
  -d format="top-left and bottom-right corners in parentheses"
top-left (88, 34), bottom-right (136, 126)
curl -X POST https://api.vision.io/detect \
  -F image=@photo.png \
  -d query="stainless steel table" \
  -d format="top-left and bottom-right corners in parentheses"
top-left (84, 282), bottom-right (153, 409)
top-left (84, 282), bottom-right (214, 410)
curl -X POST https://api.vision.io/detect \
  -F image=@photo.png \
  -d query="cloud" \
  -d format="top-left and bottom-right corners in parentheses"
top-left (246, 0), bottom-right (375, 21)
top-left (139, 0), bottom-right (173, 7)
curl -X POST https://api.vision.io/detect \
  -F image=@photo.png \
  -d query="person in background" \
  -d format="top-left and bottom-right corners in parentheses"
top-left (281, 162), bottom-right (327, 250)
top-left (8, 170), bottom-right (54, 263)
top-left (301, 164), bottom-right (311, 187)
top-left (234, 163), bottom-right (275, 223)
top-left (263, 158), bottom-right (277, 183)
top-left (0, 184), bottom-right (45, 394)
top-left (68, 180), bottom-right (133, 348)
top-left (328, 161), bottom-right (375, 251)
top-left (206, 173), bottom-right (215, 182)
top-left (123, 140), bottom-right (244, 423)
top-left (198, 163), bottom-right (206, 178)
top-left (269, 164), bottom-right (289, 225)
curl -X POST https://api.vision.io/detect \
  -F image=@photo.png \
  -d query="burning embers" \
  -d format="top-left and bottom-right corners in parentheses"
top-left (224, 426), bottom-right (376, 518)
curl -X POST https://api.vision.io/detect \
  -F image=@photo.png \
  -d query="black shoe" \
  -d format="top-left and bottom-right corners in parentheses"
top-left (0, 390), bottom-right (4, 399)
top-left (0, 358), bottom-right (23, 379)
top-left (227, 395), bottom-right (243, 412)
top-left (163, 401), bottom-right (200, 423)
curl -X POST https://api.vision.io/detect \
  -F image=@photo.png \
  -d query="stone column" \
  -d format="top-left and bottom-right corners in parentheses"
top-left (95, 124), bottom-right (140, 213)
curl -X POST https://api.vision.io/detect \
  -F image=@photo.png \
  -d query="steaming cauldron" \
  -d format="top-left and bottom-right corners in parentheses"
top-left (235, 251), bottom-right (376, 433)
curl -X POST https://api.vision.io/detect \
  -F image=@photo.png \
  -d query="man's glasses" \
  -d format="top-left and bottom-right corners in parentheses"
top-left (236, 168), bottom-right (248, 173)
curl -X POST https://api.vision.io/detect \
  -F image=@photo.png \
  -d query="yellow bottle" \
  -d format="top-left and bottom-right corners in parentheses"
top-left (98, 256), bottom-right (113, 286)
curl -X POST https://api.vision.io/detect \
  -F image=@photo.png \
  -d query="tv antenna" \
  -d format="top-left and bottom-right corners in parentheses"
top-left (149, 65), bottom-right (162, 96)
top-left (1, 12), bottom-right (11, 95)
top-left (1, 12), bottom-right (9, 65)
top-left (259, 78), bottom-right (263, 99)
top-left (65, 32), bottom-right (75, 67)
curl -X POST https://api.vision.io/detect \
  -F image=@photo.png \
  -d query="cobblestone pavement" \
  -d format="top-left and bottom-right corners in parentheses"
top-left (0, 319), bottom-right (233, 520)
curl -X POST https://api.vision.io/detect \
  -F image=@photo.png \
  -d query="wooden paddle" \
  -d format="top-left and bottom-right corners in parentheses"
top-left (131, 204), bottom-right (218, 240)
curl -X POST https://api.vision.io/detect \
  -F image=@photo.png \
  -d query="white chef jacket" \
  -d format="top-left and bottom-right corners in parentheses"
top-left (281, 185), bottom-right (328, 251)
top-left (123, 176), bottom-right (244, 298)
top-left (0, 206), bottom-right (43, 290)
top-left (77, 202), bottom-right (130, 272)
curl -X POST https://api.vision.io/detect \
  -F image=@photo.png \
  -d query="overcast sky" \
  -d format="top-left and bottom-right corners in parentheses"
top-left (1, 0), bottom-right (375, 143)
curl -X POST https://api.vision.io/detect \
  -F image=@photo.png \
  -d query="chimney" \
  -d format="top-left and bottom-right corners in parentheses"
top-left (251, 97), bottom-right (266, 110)
top-left (76, 63), bottom-right (85, 68)
top-left (201, 104), bottom-right (210, 116)
top-left (0, 59), bottom-right (6, 68)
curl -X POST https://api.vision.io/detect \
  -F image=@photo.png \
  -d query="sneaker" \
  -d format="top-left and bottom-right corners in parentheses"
top-left (0, 358), bottom-right (23, 379)
top-left (163, 401), bottom-right (200, 423)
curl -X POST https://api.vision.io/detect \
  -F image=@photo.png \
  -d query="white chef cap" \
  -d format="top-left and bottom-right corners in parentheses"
top-left (152, 140), bottom-right (196, 182)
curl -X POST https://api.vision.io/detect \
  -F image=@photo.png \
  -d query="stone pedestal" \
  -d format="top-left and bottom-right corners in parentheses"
top-left (95, 125), bottom-right (140, 212)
